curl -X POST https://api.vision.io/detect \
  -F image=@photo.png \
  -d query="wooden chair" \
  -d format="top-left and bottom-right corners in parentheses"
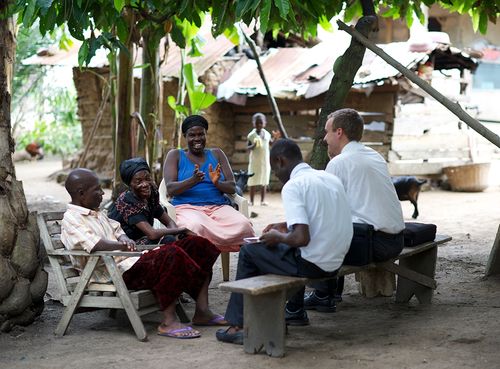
top-left (158, 179), bottom-right (249, 281)
top-left (37, 211), bottom-right (189, 341)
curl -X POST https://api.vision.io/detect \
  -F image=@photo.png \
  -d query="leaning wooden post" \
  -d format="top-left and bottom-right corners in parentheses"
top-left (240, 27), bottom-right (288, 139)
top-left (337, 20), bottom-right (500, 149)
top-left (485, 225), bottom-right (500, 277)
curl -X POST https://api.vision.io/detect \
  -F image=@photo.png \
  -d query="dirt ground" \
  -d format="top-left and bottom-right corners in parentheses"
top-left (2, 158), bottom-right (500, 369)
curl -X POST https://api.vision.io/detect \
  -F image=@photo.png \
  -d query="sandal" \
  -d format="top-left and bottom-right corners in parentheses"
top-left (157, 325), bottom-right (201, 339)
top-left (192, 314), bottom-right (228, 326)
top-left (215, 327), bottom-right (243, 345)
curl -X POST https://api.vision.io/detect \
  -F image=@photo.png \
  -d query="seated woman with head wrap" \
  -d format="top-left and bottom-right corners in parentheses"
top-left (163, 115), bottom-right (255, 253)
top-left (108, 157), bottom-right (189, 245)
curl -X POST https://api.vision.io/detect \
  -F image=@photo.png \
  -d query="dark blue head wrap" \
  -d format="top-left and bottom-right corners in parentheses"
top-left (181, 115), bottom-right (209, 135)
top-left (119, 157), bottom-right (150, 186)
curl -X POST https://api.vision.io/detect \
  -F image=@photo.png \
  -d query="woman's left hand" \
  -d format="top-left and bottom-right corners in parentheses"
top-left (208, 163), bottom-right (221, 184)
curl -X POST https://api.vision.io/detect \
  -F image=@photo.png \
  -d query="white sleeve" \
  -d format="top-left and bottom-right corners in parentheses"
top-left (282, 182), bottom-right (309, 228)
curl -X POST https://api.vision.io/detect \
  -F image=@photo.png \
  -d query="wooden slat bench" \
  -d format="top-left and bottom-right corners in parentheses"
top-left (37, 211), bottom-right (189, 341)
top-left (219, 234), bottom-right (452, 357)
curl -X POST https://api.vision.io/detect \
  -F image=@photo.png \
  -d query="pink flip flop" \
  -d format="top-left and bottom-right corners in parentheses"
top-left (157, 326), bottom-right (201, 339)
top-left (192, 314), bottom-right (228, 326)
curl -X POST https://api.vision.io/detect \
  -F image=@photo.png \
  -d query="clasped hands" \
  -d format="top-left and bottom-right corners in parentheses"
top-left (192, 163), bottom-right (221, 185)
top-left (258, 222), bottom-right (288, 247)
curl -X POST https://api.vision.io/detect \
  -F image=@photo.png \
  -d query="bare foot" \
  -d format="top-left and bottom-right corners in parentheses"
top-left (192, 310), bottom-right (228, 326)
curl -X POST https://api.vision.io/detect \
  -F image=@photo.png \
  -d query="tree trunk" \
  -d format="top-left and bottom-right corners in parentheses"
top-left (0, 16), bottom-right (46, 332)
top-left (139, 27), bottom-right (160, 165)
top-left (309, 15), bottom-right (378, 169)
top-left (113, 11), bottom-right (135, 199)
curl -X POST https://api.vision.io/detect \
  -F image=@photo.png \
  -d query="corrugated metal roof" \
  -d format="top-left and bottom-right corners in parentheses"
top-left (160, 32), bottom-right (236, 79)
top-left (217, 39), bottom-right (433, 101)
top-left (217, 37), bottom-right (477, 102)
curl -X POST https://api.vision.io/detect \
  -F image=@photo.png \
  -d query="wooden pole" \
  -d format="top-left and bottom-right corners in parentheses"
top-left (78, 85), bottom-right (110, 167)
top-left (240, 27), bottom-right (288, 139)
top-left (337, 20), bottom-right (500, 149)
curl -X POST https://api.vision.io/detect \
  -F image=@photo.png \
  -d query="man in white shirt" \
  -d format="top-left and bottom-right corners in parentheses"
top-left (305, 108), bottom-right (405, 311)
top-left (216, 139), bottom-right (353, 345)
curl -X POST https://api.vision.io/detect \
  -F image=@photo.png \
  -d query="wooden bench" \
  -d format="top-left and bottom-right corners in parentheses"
top-left (219, 234), bottom-right (452, 357)
top-left (37, 211), bottom-right (189, 341)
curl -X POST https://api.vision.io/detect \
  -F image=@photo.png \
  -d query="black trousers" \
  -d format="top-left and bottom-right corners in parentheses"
top-left (224, 243), bottom-right (337, 327)
top-left (313, 230), bottom-right (404, 296)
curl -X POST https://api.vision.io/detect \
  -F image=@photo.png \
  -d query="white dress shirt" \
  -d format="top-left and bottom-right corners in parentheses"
top-left (326, 141), bottom-right (405, 234)
top-left (282, 163), bottom-right (353, 272)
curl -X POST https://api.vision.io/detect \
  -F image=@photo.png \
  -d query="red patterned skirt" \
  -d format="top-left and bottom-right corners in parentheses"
top-left (122, 235), bottom-right (220, 310)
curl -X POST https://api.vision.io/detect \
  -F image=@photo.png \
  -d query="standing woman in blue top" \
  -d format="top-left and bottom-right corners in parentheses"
top-left (163, 115), bottom-right (255, 253)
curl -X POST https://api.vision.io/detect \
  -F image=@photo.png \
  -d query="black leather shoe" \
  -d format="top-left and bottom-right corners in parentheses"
top-left (304, 291), bottom-right (336, 313)
top-left (216, 328), bottom-right (243, 345)
top-left (285, 308), bottom-right (309, 326)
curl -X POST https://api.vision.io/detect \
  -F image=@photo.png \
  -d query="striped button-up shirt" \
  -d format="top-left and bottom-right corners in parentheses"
top-left (61, 204), bottom-right (139, 282)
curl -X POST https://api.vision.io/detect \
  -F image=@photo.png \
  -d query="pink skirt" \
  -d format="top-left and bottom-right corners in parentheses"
top-left (174, 204), bottom-right (255, 253)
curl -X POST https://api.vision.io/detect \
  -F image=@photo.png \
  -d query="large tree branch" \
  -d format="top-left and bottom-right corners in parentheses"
top-left (240, 27), bottom-right (288, 139)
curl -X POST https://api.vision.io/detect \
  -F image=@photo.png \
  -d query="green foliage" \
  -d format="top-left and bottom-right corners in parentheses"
top-left (377, 0), bottom-right (499, 33)
top-left (9, 0), bottom-right (498, 74)
top-left (15, 89), bottom-right (82, 159)
top-left (167, 62), bottom-right (217, 116)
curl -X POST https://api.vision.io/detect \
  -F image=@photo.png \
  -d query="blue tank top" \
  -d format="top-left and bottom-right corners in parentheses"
top-left (171, 149), bottom-right (230, 206)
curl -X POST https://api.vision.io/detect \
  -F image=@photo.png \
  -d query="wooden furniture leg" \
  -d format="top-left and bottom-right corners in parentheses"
top-left (221, 252), bottom-right (230, 281)
top-left (395, 246), bottom-right (437, 304)
top-left (357, 268), bottom-right (395, 298)
top-left (104, 256), bottom-right (148, 341)
top-left (175, 301), bottom-right (190, 323)
top-left (243, 290), bottom-right (286, 358)
top-left (55, 257), bottom-right (99, 337)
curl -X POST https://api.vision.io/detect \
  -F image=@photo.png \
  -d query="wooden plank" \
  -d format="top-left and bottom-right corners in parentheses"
top-left (103, 255), bottom-right (148, 341)
top-left (220, 236), bottom-right (452, 295)
top-left (388, 161), bottom-right (463, 176)
top-left (396, 246), bottom-right (438, 304)
top-left (234, 140), bottom-right (248, 151)
top-left (244, 290), bottom-right (287, 357)
top-left (62, 265), bottom-right (79, 279)
top-left (42, 212), bottom-right (66, 222)
top-left (52, 237), bottom-right (65, 250)
top-left (129, 290), bottom-right (157, 309)
top-left (62, 295), bottom-right (124, 309)
top-left (398, 235), bottom-right (451, 258)
top-left (394, 149), bottom-right (471, 161)
top-left (47, 222), bottom-right (62, 235)
top-left (232, 152), bottom-right (250, 164)
top-left (392, 134), bottom-right (469, 151)
top-left (87, 283), bottom-right (118, 292)
top-left (485, 224), bottom-right (500, 277)
top-left (362, 130), bottom-right (392, 144)
top-left (37, 213), bottom-right (70, 299)
top-left (381, 261), bottom-right (437, 289)
top-left (47, 249), bottom-right (144, 257)
top-left (55, 256), bottom-right (99, 336)
top-left (219, 274), bottom-right (307, 295)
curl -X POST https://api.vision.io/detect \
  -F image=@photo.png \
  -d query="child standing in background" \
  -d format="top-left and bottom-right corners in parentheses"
top-left (246, 113), bottom-right (273, 206)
